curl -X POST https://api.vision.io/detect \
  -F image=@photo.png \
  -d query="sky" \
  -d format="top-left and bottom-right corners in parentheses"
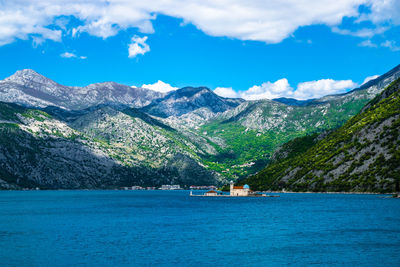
top-left (0, 0), bottom-right (400, 100)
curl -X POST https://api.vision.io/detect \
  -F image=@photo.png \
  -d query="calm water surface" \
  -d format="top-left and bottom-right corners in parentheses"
top-left (0, 191), bottom-right (399, 266)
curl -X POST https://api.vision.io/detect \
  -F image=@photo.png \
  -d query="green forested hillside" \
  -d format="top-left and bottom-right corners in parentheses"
top-left (198, 84), bottom-right (385, 179)
top-left (243, 79), bottom-right (400, 193)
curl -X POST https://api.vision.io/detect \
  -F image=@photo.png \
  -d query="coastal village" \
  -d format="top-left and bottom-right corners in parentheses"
top-left (121, 185), bottom-right (184, 190)
top-left (121, 184), bottom-right (218, 191)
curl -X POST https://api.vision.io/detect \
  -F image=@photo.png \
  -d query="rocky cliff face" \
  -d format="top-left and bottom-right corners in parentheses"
top-left (0, 102), bottom-right (221, 189)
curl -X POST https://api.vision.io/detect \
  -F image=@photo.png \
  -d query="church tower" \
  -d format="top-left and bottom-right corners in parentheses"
top-left (230, 181), bottom-right (234, 196)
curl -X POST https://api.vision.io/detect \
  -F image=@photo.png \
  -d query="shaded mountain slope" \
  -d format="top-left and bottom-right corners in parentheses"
top-left (0, 102), bottom-right (221, 189)
top-left (140, 86), bottom-right (244, 118)
top-left (272, 97), bottom-right (314, 106)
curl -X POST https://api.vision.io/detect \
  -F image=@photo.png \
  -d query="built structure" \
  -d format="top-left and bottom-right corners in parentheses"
top-left (230, 181), bottom-right (253, 196)
top-left (190, 181), bottom-right (268, 197)
top-left (204, 190), bottom-right (218, 196)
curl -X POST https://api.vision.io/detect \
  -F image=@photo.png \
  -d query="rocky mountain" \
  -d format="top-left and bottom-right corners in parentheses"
top-left (0, 64), bottom-right (399, 189)
top-left (140, 86), bottom-right (244, 118)
top-left (0, 69), bottom-right (163, 110)
top-left (0, 102), bottom-right (221, 189)
top-left (195, 64), bottom-right (400, 179)
top-left (243, 78), bottom-right (400, 193)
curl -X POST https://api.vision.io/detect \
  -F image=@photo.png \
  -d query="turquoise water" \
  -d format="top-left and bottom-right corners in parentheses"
top-left (1, 191), bottom-right (400, 266)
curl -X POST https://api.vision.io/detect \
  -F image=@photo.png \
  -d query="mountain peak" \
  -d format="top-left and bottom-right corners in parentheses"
top-left (4, 69), bottom-right (56, 86)
top-left (140, 86), bottom-right (243, 117)
top-left (7, 69), bottom-right (43, 79)
top-left (14, 68), bottom-right (40, 75)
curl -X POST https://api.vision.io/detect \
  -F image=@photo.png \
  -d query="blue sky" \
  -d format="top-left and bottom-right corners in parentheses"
top-left (0, 1), bottom-right (400, 100)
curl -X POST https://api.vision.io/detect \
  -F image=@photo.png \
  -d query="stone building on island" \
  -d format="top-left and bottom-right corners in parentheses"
top-left (190, 181), bottom-right (267, 197)
top-left (230, 181), bottom-right (253, 196)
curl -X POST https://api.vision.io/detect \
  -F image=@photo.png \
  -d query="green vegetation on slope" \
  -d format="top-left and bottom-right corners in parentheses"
top-left (200, 122), bottom-right (311, 179)
top-left (0, 102), bottom-right (50, 122)
top-left (243, 79), bottom-right (400, 193)
top-left (199, 88), bottom-right (374, 180)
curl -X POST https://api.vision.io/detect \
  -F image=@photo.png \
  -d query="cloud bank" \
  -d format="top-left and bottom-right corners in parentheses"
top-left (0, 0), bottom-right (398, 47)
top-left (214, 78), bottom-right (359, 100)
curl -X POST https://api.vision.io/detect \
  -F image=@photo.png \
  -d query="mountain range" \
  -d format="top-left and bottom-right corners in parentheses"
top-left (0, 64), bottom-right (399, 190)
top-left (0, 69), bottom-right (163, 109)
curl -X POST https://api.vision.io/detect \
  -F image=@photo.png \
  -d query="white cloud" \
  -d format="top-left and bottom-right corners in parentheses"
top-left (294, 79), bottom-right (357, 99)
top-left (362, 75), bottom-right (379, 85)
top-left (332, 26), bottom-right (388, 38)
top-left (381, 40), bottom-right (400, 51)
top-left (217, 78), bottom-right (360, 100)
top-left (366, 0), bottom-right (400, 25)
top-left (60, 51), bottom-right (87, 59)
top-left (128, 35), bottom-right (150, 58)
top-left (358, 39), bottom-right (400, 51)
top-left (214, 87), bottom-right (239, 98)
top-left (0, 0), bottom-right (398, 46)
top-left (60, 52), bottom-right (77, 58)
top-left (141, 80), bottom-right (177, 93)
top-left (240, 79), bottom-right (294, 100)
top-left (358, 40), bottom-right (377, 48)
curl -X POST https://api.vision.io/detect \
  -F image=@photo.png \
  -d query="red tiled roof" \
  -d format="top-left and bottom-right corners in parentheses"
top-left (233, 186), bottom-right (244, 189)
top-left (206, 190), bottom-right (217, 193)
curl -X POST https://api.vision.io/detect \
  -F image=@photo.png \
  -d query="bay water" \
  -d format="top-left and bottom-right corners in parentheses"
top-left (1, 191), bottom-right (399, 266)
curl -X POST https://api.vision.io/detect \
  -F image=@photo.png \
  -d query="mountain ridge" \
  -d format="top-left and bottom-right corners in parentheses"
top-left (140, 86), bottom-right (244, 118)
top-left (243, 78), bottom-right (400, 193)
top-left (0, 69), bottom-right (164, 110)
top-left (193, 64), bottom-right (400, 179)
top-left (1, 64), bottom-right (400, 189)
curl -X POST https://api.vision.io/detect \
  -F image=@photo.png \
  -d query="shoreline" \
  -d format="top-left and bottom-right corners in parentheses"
top-left (0, 188), bottom-right (398, 196)
top-left (259, 190), bottom-right (396, 195)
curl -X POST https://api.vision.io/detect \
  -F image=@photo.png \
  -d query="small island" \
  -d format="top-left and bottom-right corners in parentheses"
top-left (190, 181), bottom-right (277, 197)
